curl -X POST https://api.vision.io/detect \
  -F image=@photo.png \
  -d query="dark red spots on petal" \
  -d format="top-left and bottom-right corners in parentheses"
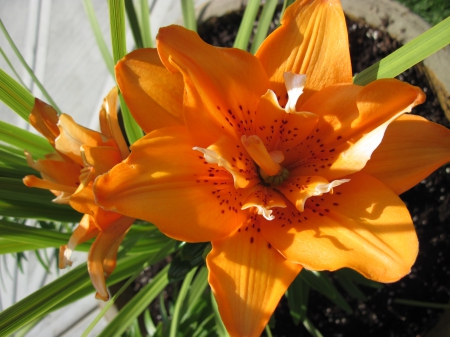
top-left (267, 243), bottom-right (272, 249)
top-left (250, 237), bottom-right (254, 244)
top-left (333, 203), bottom-right (339, 206)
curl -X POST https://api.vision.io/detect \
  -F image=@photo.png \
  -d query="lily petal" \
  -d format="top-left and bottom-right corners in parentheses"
top-left (59, 214), bottom-right (99, 268)
top-left (115, 48), bottom-right (184, 134)
top-left (291, 79), bottom-right (425, 179)
top-left (363, 114), bottom-right (450, 194)
top-left (261, 173), bottom-right (418, 282)
top-left (256, 0), bottom-right (352, 107)
top-left (207, 215), bottom-right (301, 337)
top-left (157, 25), bottom-right (269, 145)
top-left (56, 114), bottom-right (117, 166)
top-left (87, 216), bottom-right (134, 300)
top-left (94, 126), bottom-right (250, 242)
top-left (29, 99), bottom-right (60, 146)
top-left (99, 87), bottom-right (130, 159)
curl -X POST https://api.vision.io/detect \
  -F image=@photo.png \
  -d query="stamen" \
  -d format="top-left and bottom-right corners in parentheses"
top-left (241, 135), bottom-right (281, 176)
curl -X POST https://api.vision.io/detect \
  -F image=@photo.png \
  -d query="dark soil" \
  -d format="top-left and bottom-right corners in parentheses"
top-left (197, 6), bottom-right (450, 337)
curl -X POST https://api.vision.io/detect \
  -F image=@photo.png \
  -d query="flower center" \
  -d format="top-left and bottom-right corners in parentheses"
top-left (241, 135), bottom-right (290, 186)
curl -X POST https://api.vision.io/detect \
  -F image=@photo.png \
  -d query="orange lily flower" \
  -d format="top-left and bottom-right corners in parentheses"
top-left (94, 0), bottom-right (450, 335)
top-left (23, 88), bottom-right (135, 300)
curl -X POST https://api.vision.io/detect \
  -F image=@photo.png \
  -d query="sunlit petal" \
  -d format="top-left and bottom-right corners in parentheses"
top-left (94, 126), bottom-right (251, 242)
top-left (261, 173), bottom-right (418, 282)
top-left (363, 114), bottom-right (450, 194)
top-left (207, 214), bottom-right (301, 337)
top-left (115, 48), bottom-right (184, 133)
top-left (157, 25), bottom-right (269, 145)
top-left (256, 0), bottom-right (352, 107)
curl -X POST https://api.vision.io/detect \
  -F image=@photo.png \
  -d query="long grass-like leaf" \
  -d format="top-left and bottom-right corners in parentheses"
top-left (0, 47), bottom-right (27, 87)
top-left (354, 16), bottom-right (450, 85)
top-left (97, 265), bottom-right (171, 337)
top-left (82, 0), bottom-right (115, 77)
top-left (211, 291), bottom-right (228, 337)
top-left (0, 68), bottom-right (34, 121)
top-left (0, 177), bottom-right (81, 222)
top-left (169, 266), bottom-right (198, 337)
top-left (181, 0), bottom-right (197, 32)
top-left (0, 218), bottom-right (90, 252)
top-left (83, 241), bottom-right (174, 337)
top-left (250, 0), bottom-right (278, 54)
top-left (108, 0), bottom-right (143, 144)
top-left (139, 0), bottom-right (153, 48)
top-left (0, 120), bottom-right (53, 158)
top-left (0, 20), bottom-right (60, 113)
top-left (125, 0), bottom-right (144, 49)
top-left (233, 0), bottom-right (261, 50)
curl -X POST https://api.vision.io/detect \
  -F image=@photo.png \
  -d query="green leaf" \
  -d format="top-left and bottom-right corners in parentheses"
top-left (181, 0), bottom-right (197, 32)
top-left (354, 16), bottom-right (450, 85)
top-left (0, 177), bottom-right (81, 222)
top-left (0, 19), bottom-right (61, 113)
top-left (0, 262), bottom-right (92, 336)
top-left (139, 0), bottom-right (153, 48)
top-left (210, 291), bottom-right (228, 337)
top-left (97, 265), bottom-right (171, 337)
top-left (82, 0), bottom-right (115, 77)
top-left (233, 0), bottom-right (261, 50)
top-left (0, 218), bottom-right (90, 252)
top-left (0, 68), bottom-right (34, 121)
top-left (83, 240), bottom-right (174, 336)
top-left (170, 266), bottom-right (198, 337)
top-left (286, 274), bottom-right (309, 325)
top-left (393, 298), bottom-right (450, 309)
top-left (300, 270), bottom-right (352, 314)
top-left (119, 92), bottom-right (143, 144)
top-left (0, 120), bottom-right (54, 158)
top-left (250, 0), bottom-right (278, 54)
top-left (182, 266), bottom-right (209, 322)
top-left (125, 0), bottom-right (144, 49)
top-left (0, 47), bottom-right (27, 88)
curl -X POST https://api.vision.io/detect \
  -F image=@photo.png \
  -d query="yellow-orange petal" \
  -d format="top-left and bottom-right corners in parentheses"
top-left (256, 0), bottom-right (352, 107)
top-left (115, 48), bottom-right (184, 134)
top-left (81, 145), bottom-right (122, 175)
top-left (69, 168), bottom-right (122, 231)
top-left (94, 126), bottom-right (250, 242)
top-left (88, 216), bottom-right (134, 301)
top-left (25, 151), bottom-right (81, 188)
top-left (254, 89), bottom-right (319, 159)
top-left (292, 79), bottom-right (425, 179)
top-left (59, 214), bottom-right (99, 268)
top-left (261, 173), bottom-right (418, 282)
top-left (207, 215), bottom-right (301, 337)
top-left (362, 114), bottom-right (450, 194)
top-left (29, 98), bottom-right (60, 145)
top-left (55, 114), bottom-right (117, 166)
top-left (157, 25), bottom-right (269, 146)
top-left (99, 87), bottom-right (130, 159)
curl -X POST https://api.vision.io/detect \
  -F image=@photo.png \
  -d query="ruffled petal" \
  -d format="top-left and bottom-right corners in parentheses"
top-left (94, 126), bottom-right (251, 242)
top-left (207, 214), bottom-right (301, 337)
top-left (70, 167), bottom-right (122, 230)
top-left (87, 216), bottom-right (134, 301)
top-left (261, 173), bottom-right (418, 282)
top-left (289, 79), bottom-right (425, 179)
top-left (115, 48), bottom-right (184, 134)
top-left (59, 214), bottom-right (99, 268)
top-left (254, 89), bottom-right (318, 159)
top-left (29, 98), bottom-right (60, 145)
top-left (256, 0), bottom-right (352, 107)
top-left (157, 25), bottom-right (269, 145)
top-left (363, 114), bottom-right (450, 194)
top-left (81, 145), bottom-right (122, 176)
top-left (55, 114), bottom-right (118, 166)
top-left (98, 87), bottom-right (130, 159)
